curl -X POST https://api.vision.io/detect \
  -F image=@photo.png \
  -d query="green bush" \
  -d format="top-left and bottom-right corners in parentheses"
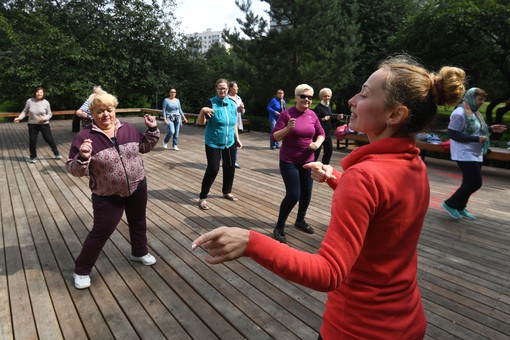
top-left (0, 101), bottom-right (18, 111)
top-left (246, 115), bottom-right (270, 133)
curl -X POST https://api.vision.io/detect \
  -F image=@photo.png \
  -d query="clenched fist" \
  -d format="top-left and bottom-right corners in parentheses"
top-left (79, 139), bottom-right (93, 159)
top-left (144, 114), bottom-right (157, 128)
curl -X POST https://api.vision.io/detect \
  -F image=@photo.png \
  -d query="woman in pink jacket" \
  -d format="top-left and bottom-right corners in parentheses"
top-left (192, 55), bottom-right (466, 339)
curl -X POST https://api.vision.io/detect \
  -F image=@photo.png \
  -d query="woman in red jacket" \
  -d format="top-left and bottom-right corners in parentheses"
top-left (192, 55), bottom-right (466, 339)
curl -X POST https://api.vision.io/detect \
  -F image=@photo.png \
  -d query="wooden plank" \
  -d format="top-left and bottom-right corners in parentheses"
top-left (143, 200), bottom-right (320, 338)
top-left (4, 121), bottom-right (89, 338)
top-left (10, 156), bottom-right (63, 339)
top-left (4, 121), bottom-right (121, 338)
top-left (1, 123), bottom-right (38, 339)
top-left (1, 118), bottom-right (510, 339)
top-left (46, 122), bottom-right (229, 338)
top-left (0, 121), bottom-right (14, 340)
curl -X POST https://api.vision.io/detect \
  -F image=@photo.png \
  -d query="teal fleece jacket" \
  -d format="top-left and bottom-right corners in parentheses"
top-left (204, 96), bottom-right (237, 149)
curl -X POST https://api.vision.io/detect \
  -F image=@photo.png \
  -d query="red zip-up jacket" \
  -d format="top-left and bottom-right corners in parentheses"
top-left (246, 137), bottom-right (428, 339)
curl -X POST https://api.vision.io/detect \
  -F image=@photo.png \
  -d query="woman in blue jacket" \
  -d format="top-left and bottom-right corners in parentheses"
top-left (197, 79), bottom-right (242, 210)
top-left (267, 89), bottom-right (286, 149)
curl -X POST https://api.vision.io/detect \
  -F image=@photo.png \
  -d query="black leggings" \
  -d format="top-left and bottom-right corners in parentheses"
top-left (28, 123), bottom-right (59, 158)
top-left (314, 135), bottom-right (333, 165)
top-left (199, 144), bottom-right (237, 199)
top-left (445, 161), bottom-right (483, 210)
top-left (275, 160), bottom-right (313, 229)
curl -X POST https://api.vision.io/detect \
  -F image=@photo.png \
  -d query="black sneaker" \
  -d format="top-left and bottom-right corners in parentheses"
top-left (294, 220), bottom-right (314, 234)
top-left (273, 228), bottom-right (287, 243)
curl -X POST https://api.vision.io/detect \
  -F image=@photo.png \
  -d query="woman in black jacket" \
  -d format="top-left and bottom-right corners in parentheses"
top-left (313, 88), bottom-right (342, 164)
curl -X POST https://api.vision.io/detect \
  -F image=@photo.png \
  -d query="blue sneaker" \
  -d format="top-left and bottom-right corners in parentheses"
top-left (441, 202), bottom-right (461, 220)
top-left (458, 209), bottom-right (475, 220)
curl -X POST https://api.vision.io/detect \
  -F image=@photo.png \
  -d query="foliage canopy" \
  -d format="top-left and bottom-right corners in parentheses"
top-left (0, 0), bottom-right (508, 119)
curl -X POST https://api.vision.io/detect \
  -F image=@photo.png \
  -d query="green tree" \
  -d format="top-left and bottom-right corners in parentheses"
top-left (0, 0), bottom-right (210, 110)
top-left (395, 0), bottom-right (510, 99)
top-left (0, 0), bottom-right (87, 109)
top-left (224, 0), bottom-right (363, 115)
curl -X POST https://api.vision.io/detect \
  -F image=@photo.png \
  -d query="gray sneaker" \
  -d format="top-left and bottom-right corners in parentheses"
top-left (54, 153), bottom-right (63, 160)
top-left (29, 157), bottom-right (37, 164)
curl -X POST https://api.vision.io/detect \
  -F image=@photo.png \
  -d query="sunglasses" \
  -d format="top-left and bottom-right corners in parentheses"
top-left (299, 94), bottom-right (313, 100)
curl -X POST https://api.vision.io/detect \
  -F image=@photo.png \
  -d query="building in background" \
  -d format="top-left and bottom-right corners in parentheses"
top-left (187, 28), bottom-right (227, 53)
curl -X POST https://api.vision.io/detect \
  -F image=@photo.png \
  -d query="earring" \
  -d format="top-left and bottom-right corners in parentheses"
top-left (386, 121), bottom-right (391, 128)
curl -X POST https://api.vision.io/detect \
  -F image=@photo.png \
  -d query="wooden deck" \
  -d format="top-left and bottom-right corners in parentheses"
top-left (1, 117), bottom-right (509, 340)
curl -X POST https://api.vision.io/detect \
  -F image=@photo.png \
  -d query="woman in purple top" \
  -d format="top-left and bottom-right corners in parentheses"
top-left (272, 84), bottom-right (325, 243)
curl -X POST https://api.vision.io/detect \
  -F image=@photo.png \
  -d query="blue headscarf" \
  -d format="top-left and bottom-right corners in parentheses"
top-left (462, 87), bottom-right (489, 153)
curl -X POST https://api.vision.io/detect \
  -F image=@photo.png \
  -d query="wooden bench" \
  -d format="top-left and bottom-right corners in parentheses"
top-left (338, 133), bottom-right (510, 162)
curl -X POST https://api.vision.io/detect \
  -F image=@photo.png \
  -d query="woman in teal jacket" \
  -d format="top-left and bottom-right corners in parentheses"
top-left (197, 79), bottom-right (242, 210)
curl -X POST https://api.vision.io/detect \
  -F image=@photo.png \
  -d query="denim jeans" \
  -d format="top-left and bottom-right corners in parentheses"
top-left (445, 161), bottom-right (483, 209)
top-left (275, 160), bottom-right (313, 229)
top-left (164, 116), bottom-right (181, 146)
top-left (269, 117), bottom-right (279, 148)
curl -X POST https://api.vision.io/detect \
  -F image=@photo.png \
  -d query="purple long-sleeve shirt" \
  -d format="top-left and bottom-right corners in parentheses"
top-left (273, 106), bottom-right (325, 164)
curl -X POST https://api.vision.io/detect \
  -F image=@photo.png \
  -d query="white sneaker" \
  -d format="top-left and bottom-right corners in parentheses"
top-left (73, 273), bottom-right (91, 289)
top-left (173, 145), bottom-right (179, 151)
top-left (163, 143), bottom-right (168, 149)
top-left (130, 253), bottom-right (156, 266)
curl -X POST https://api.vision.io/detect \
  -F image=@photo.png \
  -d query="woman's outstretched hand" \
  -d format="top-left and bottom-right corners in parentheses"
top-left (304, 162), bottom-right (337, 182)
top-left (192, 227), bottom-right (250, 264)
top-left (491, 124), bottom-right (507, 134)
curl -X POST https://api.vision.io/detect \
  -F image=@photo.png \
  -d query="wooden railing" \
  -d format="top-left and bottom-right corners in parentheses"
top-left (0, 108), bottom-right (146, 119)
top-left (0, 108), bottom-right (251, 131)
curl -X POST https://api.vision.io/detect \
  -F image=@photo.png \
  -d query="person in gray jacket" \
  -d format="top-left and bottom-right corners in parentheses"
top-left (14, 86), bottom-right (62, 163)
